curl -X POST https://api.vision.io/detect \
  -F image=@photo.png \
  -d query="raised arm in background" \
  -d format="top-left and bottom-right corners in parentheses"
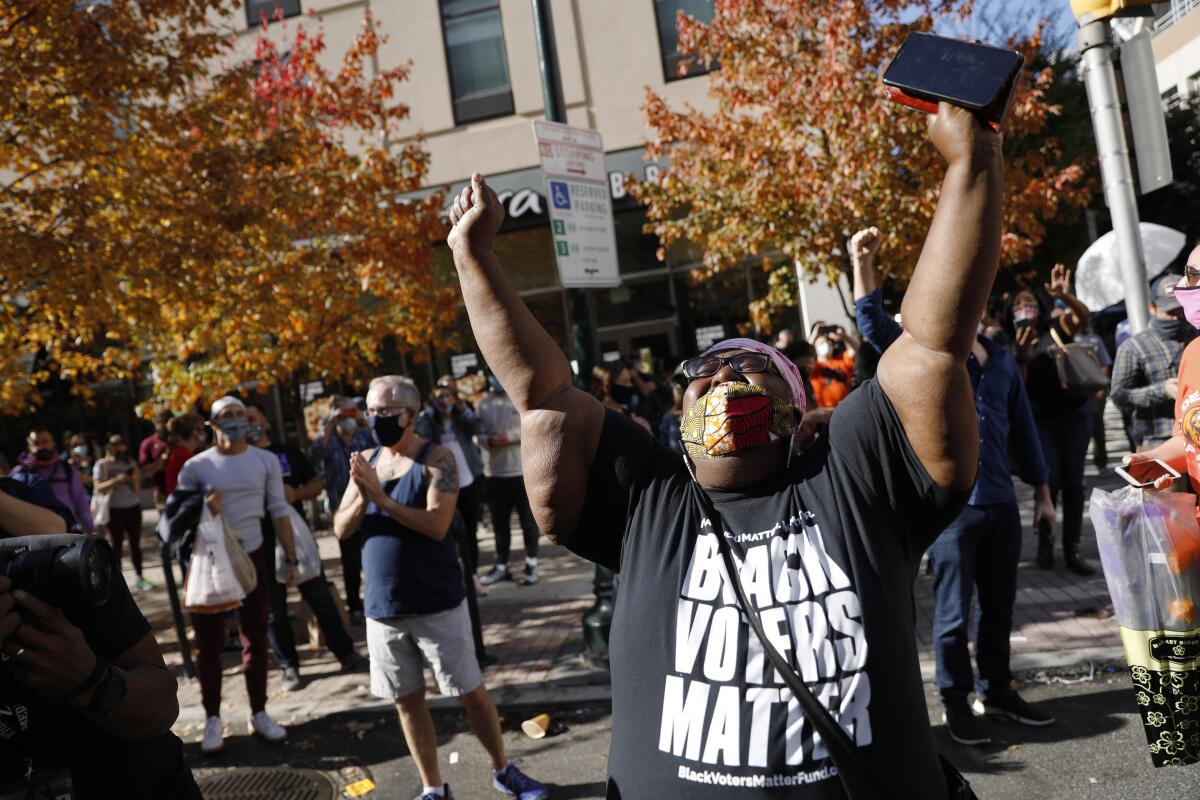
top-left (447, 175), bottom-right (605, 545)
top-left (1046, 263), bottom-right (1089, 337)
top-left (876, 103), bottom-right (1004, 492)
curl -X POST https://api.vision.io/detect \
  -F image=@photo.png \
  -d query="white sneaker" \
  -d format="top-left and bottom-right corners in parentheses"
top-left (201, 716), bottom-right (224, 754)
top-left (249, 710), bottom-right (288, 743)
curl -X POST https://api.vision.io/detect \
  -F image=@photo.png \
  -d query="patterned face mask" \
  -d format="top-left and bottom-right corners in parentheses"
top-left (679, 381), bottom-right (794, 460)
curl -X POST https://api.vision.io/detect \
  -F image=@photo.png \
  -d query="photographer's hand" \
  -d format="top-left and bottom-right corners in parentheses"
top-left (2, 589), bottom-right (98, 700)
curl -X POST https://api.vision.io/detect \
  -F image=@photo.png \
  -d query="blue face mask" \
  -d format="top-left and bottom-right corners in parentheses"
top-left (369, 413), bottom-right (406, 447)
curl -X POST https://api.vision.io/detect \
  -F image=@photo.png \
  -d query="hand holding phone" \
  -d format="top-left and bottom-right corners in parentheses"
top-left (1116, 457), bottom-right (1182, 490)
top-left (883, 33), bottom-right (1024, 130)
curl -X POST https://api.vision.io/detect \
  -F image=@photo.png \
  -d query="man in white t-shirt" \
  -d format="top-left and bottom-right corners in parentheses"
top-left (176, 396), bottom-right (300, 755)
top-left (475, 375), bottom-right (541, 585)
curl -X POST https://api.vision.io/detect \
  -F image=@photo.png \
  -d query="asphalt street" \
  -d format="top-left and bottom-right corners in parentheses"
top-left (189, 665), bottom-right (1200, 799)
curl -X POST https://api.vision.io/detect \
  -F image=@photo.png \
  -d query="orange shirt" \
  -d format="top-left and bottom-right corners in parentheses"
top-left (811, 353), bottom-right (856, 409)
top-left (1174, 338), bottom-right (1200, 493)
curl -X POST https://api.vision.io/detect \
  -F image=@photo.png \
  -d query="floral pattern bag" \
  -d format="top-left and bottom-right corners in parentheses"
top-left (1090, 486), bottom-right (1200, 766)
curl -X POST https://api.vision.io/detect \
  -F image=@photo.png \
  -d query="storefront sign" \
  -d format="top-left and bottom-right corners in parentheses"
top-left (695, 324), bottom-right (726, 351)
top-left (533, 121), bottom-right (621, 289)
top-left (450, 352), bottom-right (479, 378)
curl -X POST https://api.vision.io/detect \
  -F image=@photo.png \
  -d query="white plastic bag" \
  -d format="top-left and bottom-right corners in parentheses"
top-left (183, 507), bottom-right (246, 613)
top-left (275, 505), bottom-right (322, 584)
top-left (1090, 486), bottom-right (1200, 767)
top-left (90, 490), bottom-right (111, 528)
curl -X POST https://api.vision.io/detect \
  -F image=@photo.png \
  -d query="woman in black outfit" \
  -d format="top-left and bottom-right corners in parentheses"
top-left (1009, 264), bottom-right (1096, 576)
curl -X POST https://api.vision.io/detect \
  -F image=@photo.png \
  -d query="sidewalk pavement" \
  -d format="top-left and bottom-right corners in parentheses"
top-left (121, 399), bottom-right (1132, 745)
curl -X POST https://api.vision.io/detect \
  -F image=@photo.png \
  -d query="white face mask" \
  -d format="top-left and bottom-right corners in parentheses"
top-left (815, 341), bottom-right (831, 359)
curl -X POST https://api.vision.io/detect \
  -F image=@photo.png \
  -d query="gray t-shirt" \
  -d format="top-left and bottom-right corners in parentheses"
top-left (176, 446), bottom-right (289, 552)
top-left (93, 458), bottom-right (140, 509)
top-left (475, 392), bottom-right (523, 478)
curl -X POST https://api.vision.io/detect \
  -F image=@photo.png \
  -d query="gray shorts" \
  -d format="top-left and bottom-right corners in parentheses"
top-left (366, 600), bottom-right (483, 699)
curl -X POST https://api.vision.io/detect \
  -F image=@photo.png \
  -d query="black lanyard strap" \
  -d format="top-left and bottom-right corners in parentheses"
top-left (693, 483), bottom-right (882, 800)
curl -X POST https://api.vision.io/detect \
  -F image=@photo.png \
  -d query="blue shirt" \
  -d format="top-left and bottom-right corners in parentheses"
top-left (852, 288), bottom-right (1049, 505)
top-left (359, 442), bottom-right (465, 618)
top-left (310, 428), bottom-right (375, 513)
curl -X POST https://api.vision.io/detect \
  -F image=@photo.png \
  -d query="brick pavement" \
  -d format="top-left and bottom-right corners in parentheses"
top-left (118, 400), bottom-right (1136, 743)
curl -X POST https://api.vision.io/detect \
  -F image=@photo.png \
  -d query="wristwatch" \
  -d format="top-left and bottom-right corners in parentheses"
top-left (88, 661), bottom-right (127, 717)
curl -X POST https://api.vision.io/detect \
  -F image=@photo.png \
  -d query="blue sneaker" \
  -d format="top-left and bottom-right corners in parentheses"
top-left (415, 786), bottom-right (453, 800)
top-left (493, 763), bottom-right (548, 800)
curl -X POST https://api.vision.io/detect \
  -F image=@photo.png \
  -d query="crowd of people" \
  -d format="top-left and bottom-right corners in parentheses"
top-left (4, 95), bottom-right (1200, 800)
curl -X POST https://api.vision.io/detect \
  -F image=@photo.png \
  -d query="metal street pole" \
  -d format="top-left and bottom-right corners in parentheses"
top-left (1078, 18), bottom-right (1151, 334)
top-left (531, 0), bottom-right (613, 660)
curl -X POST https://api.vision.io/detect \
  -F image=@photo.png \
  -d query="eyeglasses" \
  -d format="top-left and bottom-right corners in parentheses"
top-left (683, 353), bottom-right (773, 380)
top-left (367, 405), bottom-right (408, 418)
top-left (1181, 266), bottom-right (1200, 289)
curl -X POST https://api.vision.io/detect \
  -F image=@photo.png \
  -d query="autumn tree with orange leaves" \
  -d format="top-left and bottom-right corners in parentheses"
top-left (635, 0), bottom-right (1092, 332)
top-left (0, 1), bottom-right (451, 413)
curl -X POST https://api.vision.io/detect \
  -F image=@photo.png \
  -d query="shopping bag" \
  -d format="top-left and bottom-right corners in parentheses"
top-left (220, 515), bottom-right (258, 595)
top-left (1090, 486), bottom-right (1200, 767)
top-left (274, 505), bottom-right (322, 584)
top-left (90, 490), bottom-right (111, 528)
top-left (183, 509), bottom-right (245, 614)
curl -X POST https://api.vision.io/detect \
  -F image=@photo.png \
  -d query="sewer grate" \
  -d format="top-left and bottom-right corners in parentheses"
top-left (196, 767), bottom-right (337, 800)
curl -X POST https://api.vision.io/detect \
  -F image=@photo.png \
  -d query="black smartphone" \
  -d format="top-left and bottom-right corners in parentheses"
top-left (883, 32), bottom-right (1024, 128)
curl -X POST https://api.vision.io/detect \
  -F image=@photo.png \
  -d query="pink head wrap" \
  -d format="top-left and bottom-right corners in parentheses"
top-left (703, 338), bottom-right (807, 415)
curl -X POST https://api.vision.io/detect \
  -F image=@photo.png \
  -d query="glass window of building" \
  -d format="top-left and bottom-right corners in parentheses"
top-left (245, 0), bottom-right (300, 27)
top-left (1163, 85), bottom-right (1182, 111)
top-left (654, 0), bottom-right (715, 82)
top-left (440, 0), bottom-right (515, 124)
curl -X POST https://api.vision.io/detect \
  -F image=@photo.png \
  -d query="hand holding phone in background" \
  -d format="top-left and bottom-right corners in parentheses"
top-left (1117, 456), bottom-right (1181, 491)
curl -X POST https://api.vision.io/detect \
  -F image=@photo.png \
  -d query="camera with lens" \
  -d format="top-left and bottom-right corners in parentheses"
top-left (0, 534), bottom-right (117, 608)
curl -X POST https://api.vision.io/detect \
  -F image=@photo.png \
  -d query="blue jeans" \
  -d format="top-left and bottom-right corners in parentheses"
top-left (1036, 405), bottom-right (1092, 552)
top-left (929, 501), bottom-right (1022, 706)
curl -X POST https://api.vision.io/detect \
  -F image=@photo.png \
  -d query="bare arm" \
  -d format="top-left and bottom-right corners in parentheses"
top-left (850, 227), bottom-right (881, 302)
top-left (1045, 263), bottom-right (1089, 338)
top-left (0, 492), bottom-right (67, 535)
top-left (448, 174), bottom-right (604, 545)
top-left (333, 477), bottom-right (367, 540)
top-left (877, 104), bottom-right (1004, 492)
top-left (347, 448), bottom-right (458, 540)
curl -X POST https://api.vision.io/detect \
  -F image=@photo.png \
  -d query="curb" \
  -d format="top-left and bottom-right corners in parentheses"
top-left (919, 645), bottom-right (1126, 683)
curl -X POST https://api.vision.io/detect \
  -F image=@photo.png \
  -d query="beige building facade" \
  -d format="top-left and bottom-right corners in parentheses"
top-left (232, 0), bottom-right (787, 379)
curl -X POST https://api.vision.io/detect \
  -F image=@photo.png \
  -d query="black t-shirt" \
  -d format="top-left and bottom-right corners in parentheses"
top-left (0, 570), bottom-right (191, 798)
top-left (1023, 320), bottom-right (1091, 418)
top-left (266, 442), bottom-right (317, 516)
top-left (573, 380), bottom-right (967, 799)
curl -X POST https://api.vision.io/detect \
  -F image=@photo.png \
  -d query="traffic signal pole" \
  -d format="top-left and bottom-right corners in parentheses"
top-left (1078, 17), bottom-right (1151, 334)
top-left (530, 0), bottom-right (613, 660)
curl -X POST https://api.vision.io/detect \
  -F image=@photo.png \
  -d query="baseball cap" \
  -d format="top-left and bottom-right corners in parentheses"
top-left (1151, 274), bottom-right (1181, 313)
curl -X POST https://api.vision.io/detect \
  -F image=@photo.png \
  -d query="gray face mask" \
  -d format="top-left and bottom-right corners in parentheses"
top-left (247, 424), bottom-right (266, 442)
top-left (337, 419), bottom-right (358, 435)
top-left (216, 419), bottom-right (251, 443)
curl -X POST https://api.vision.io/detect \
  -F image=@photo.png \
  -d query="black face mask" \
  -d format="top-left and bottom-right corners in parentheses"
top-left (33, 448), bottom-right (54, 463)
top-left (1151, 316), bottom-right (1192, 342)
top-left (369, 413), bottom-right (406, 447)
top-left (609, 384), bottom-right (634, 405)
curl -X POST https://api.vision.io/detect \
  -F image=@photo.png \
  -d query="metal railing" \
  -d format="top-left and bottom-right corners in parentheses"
top-left (1156, 0), bottom-right (1200, 34)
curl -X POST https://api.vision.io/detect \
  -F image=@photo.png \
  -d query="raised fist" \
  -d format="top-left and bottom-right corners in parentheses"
top-left (849, 227), bottom-right (882, 267)
top-left (447, 173), bottom-right (505, 253)
top-left (927, 102), bottom-right (1001, 167)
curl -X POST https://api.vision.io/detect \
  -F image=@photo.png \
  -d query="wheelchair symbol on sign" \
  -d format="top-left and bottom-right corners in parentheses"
top-left (549, 181), bottom-right (571, 210)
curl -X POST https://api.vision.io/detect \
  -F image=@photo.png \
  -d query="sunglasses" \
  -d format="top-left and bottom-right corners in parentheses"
top-left (682, 353), bottom-right (773, 380)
